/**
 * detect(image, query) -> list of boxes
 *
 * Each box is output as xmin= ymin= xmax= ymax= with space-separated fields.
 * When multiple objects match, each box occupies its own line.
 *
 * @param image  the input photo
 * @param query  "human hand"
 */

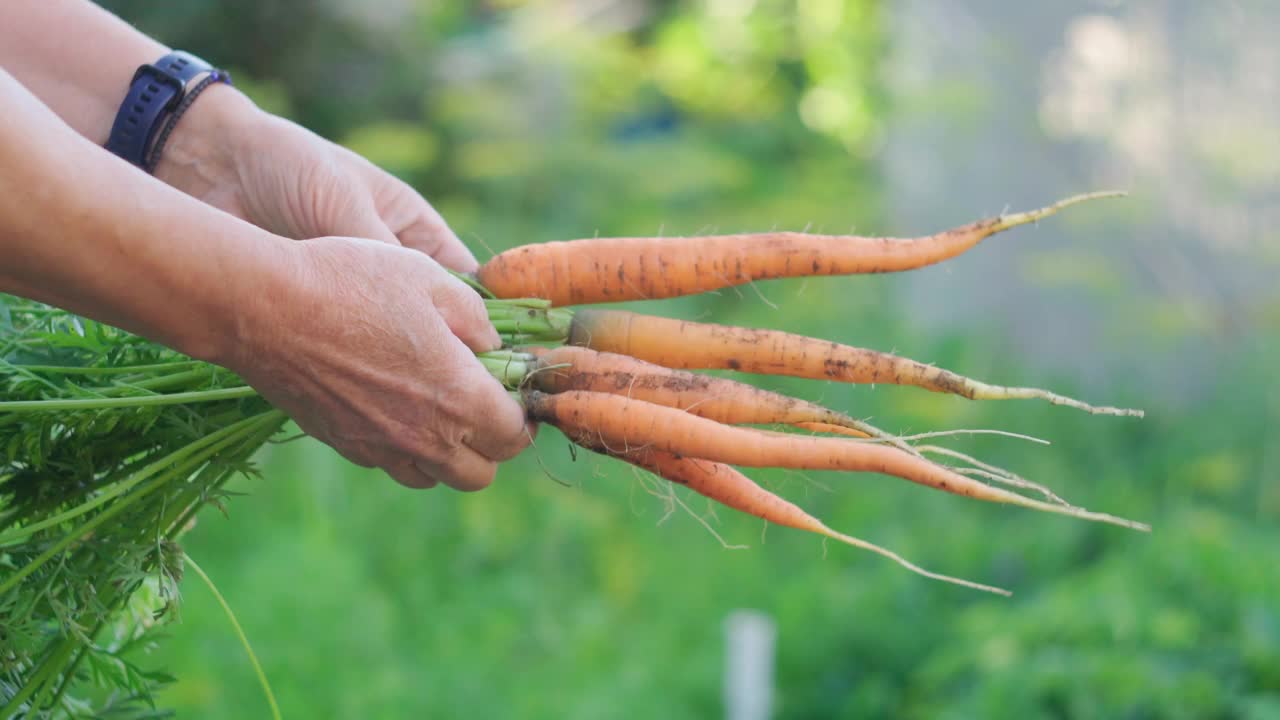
xmin=154 ymin=85 xmax=476 ymax=269
xmin=223 ymin=236 xmax=530 ymax=490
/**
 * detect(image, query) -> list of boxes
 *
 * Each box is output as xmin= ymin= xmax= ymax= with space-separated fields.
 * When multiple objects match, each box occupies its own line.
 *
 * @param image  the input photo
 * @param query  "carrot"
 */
xmin=525 ymin=389 xmax=1148 ymax=531
xmin=476 ymin=192 xmax=1123 ymax=306
xmin=790 ymin=421 xmax=1069 ymax=504
xmin=579 ymin=440 xmax=1009 ymax=595
xmin=567 ymin=309 xmax=1142 ymax=417
xmin=793 ymin=422 xmax=873 ymax=438
xmin=519 ymin=345 xmax=887 ymax=438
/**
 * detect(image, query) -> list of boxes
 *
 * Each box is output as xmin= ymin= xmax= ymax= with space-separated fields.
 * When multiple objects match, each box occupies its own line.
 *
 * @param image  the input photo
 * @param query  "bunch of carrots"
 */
xmin=1 ymin=191 xmax=1145 ymax=713
xmin=465 ymin=190 xmax=1146 ymax=595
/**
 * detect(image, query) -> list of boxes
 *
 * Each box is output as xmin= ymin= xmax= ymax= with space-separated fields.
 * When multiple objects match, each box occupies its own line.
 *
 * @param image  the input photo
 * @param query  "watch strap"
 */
xmin=104 ymin=51 xmax=214 ymax=168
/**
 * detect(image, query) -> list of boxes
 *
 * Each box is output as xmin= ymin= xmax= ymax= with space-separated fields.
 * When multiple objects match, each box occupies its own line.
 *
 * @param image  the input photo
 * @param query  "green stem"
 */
xmin=3 ymin=635 xmax=76 ymax=716
xmin=449 ymin=269 xmax=496 ymax=299
xmin=498 ymin=333 xmax=564 ymax=346
xmin=100 ymin=367 xmax=227 ymax=395
xmin=186 ymin=553 xmax=283 ymax=720
xmin=476 ymin=351 xmax=535 ymax=388
xmin=0 ymin=385 xmax=257 ymax=412
xmin=488 ymin=297 xmax=551 ymax=310
xmin=15 ymin=360 xmax=202 ymax=376
xmin=30 ymin=634 xmax=91 ymax=715
xmin=39 ymin=645 xmax=88 ymax=714
xmin=484 ymin=299 xmax=574 ymax=342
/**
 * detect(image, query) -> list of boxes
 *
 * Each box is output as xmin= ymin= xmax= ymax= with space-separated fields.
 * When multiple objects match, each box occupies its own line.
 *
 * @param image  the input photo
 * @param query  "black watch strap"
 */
xmin=105 ymin=51 xmax=214 ymax=168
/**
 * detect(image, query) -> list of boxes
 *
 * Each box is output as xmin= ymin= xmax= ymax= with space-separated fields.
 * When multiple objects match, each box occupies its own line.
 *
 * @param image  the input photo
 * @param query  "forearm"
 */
xmin=0 ymin=0 xmax=265 ymax=198
xmin=0 ymin=69 xmax=288 ymax=363
xmin=0 ymin=0 xmax=169 ymax=144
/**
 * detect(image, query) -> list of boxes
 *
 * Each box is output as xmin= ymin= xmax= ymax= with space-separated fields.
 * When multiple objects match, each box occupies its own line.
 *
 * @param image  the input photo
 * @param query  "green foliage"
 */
xmin=0 ymin=296 xmax=286 ymax=717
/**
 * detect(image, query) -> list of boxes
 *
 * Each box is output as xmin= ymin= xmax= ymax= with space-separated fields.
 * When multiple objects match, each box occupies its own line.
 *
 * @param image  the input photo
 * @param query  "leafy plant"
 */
xmin=0 ymin=295 xmax=285 ymax=717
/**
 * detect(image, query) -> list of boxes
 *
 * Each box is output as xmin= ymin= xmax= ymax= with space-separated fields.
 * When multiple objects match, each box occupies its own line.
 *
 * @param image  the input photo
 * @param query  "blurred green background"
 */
xmin=99 ymin=1 xmax=1279 ymax=717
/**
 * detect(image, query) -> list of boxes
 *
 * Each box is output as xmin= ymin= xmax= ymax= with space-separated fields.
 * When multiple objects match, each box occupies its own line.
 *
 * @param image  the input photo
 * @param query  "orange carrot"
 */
xmin=477 ymin=192 xmax=1122 ymax=306
xmin=580 ymin=440 xmax=1009 ymax=594
xmin=524 ymin=345 xmax=885 ymax=437
xmin=525 ymin=389 xmax=1148 ymax=531
xmin=792 ymin=422 xmax=872 ymax=438
xmin=792 ymin=422 xmax=1068 ymax=504
xmin=567 ymin=309 xmax=1142 ymax=417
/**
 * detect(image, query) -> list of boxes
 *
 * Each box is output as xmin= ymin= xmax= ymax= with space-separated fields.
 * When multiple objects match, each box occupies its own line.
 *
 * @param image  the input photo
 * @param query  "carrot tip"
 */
xmin=1000 ymin=491 xmax=1152 ymax=532
xmin=993 ymin=190 xmax=1128 ymax=232
xmin=968 ymin=382 xmax=1144 ymax=418
xmin=1068 ymin=509 xmax=1152 ymax=533
xmin=920 ymin=445 xmax=1071 ymax=507
xmin=817 ymin=524 xmax=1011 ymax=596
xmin=882 ymin=428 xmax=1055 ymax=446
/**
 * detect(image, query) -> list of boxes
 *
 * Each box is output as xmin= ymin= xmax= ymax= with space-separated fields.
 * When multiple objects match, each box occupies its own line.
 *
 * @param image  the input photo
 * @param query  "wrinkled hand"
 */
xmin=155 ymin=85 xmax=475 ymax=269
xmin=225 ymin=236 xmax=531 ymax=490
xmin=154 ymin=87 xmax=531 ymax=488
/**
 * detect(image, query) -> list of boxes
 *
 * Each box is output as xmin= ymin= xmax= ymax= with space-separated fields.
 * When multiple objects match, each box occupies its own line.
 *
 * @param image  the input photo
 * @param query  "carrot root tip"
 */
xmin=993 ymin=190 xmax=1128 ymax=233
xmin=997 ymin=490 xmax=1152 ymax=532
xmin=816 ymin=523 xmax=1011 ymax=596
xmin=968 ymin=382 xmax=1144 ymax=417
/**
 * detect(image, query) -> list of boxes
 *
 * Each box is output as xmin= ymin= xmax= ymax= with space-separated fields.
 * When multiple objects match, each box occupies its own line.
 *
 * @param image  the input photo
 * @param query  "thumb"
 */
xmin=428 ymin=269 xmax=502 ymax=353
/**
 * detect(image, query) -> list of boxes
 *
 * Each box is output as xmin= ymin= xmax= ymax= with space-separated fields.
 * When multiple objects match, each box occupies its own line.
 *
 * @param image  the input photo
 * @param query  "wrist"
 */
xmin=151 ymin=82 xmax=263 ymax=203
xmin=187 ymin=229 xmax=299 ymax=369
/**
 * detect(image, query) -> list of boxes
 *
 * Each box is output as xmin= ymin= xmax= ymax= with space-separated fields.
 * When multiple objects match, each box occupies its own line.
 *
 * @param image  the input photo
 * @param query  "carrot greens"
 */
xmin=1 ymin=295 xmax=285 ymax=716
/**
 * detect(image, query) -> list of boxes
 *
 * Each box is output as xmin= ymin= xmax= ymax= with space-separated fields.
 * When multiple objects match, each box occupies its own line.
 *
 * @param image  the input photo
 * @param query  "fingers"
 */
xmin=266 ymin=233 xmax=526 ymax=494
xmin=452 ymin=359 xmax=531 ymax=463
xmin=325 ymin=193 xmax=402 ymax=247
xmin=385 ymin=459 xmax=440 ymax=490
xmin=386 ymin=395 xmax=525 ymax=491
xmin=427 ymin=270 xmax=501 ymax=352
xmin=349 ymin=153 xmax=480 ymax=271
xmin=355 ymin=317 xmax=526 ymax=491
xmin=409 ymin=449 xmax=499 ymax=492
xmin=399 ymin=214 xmax=478 ymax=273
xmin=390 ymin=331 xmax=529 ymax=491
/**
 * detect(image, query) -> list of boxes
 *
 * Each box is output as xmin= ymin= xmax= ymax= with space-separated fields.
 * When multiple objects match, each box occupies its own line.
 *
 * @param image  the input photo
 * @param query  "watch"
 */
xmin=104 ymin=51 xmax=216 ymax=168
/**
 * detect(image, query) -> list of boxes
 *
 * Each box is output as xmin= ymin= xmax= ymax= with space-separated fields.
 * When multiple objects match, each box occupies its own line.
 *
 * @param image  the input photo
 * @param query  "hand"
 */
xmin=154 ymin=85 xmax=477 ymax=270
xmin=224 ymin=236 xmax=531 ymax=490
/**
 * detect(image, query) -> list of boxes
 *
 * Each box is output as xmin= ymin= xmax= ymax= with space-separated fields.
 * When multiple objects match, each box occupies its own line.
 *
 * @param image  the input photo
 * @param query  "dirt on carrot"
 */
xmin=522 ymin=345 xmax=887 ymax=437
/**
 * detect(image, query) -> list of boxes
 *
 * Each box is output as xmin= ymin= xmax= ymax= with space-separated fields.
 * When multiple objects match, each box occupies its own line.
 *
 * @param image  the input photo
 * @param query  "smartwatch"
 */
xmin=104 ymin=51 xmax=218 ymax=169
